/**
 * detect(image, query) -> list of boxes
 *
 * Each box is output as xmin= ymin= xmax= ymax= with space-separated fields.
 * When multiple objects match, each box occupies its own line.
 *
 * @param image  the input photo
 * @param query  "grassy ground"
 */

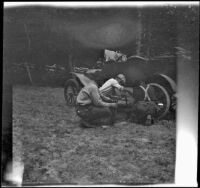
xmin=13 ymin=86 xmax=176 ymax=185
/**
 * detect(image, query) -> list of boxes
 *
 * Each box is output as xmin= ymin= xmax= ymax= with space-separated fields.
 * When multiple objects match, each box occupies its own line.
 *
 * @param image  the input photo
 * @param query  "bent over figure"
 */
xmin=99 ymin=74 xmax=126 ymax=98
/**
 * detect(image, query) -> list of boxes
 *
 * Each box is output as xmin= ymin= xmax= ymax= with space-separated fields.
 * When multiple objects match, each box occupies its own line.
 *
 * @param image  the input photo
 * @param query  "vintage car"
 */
xmin=64 ymin=50 xmax=177 ymax=120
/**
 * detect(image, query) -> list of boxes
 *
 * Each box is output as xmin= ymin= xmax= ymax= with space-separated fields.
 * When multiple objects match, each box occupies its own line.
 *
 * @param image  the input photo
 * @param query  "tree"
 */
xmin=24 ymin=23 xmax=33 ymax=84
xmin=136 ymin=9 xmax=142 ymax=56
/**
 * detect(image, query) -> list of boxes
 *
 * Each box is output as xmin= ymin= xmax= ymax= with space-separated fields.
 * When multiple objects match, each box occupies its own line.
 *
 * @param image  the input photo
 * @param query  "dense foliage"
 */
xmin=3 ymin=5 xmax=199 ymax=86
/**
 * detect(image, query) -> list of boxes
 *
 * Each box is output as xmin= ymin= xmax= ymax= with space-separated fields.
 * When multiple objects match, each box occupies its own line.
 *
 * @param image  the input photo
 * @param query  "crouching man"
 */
xmin=76 ymin=74 xmax=118 ymax=128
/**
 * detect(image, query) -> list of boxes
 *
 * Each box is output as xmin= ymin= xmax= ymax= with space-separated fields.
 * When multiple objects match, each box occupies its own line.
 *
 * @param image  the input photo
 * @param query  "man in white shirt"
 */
xmin=99 ymin=74 xmax=126 ymax=99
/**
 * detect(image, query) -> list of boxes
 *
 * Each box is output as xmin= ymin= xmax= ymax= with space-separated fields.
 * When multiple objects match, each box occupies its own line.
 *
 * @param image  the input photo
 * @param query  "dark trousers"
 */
xmin=76 ymin=105 xmax=116 ymax=126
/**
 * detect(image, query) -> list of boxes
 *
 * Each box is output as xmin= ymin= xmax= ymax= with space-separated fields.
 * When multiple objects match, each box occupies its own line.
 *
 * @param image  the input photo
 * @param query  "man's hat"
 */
xmin=117 ymin=74 xmax=126 ymax=84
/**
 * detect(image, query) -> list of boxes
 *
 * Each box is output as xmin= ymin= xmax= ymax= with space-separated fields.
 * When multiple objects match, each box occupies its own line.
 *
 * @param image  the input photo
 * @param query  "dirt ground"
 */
xmin=12 ymin=86 xmax=176 ymax=185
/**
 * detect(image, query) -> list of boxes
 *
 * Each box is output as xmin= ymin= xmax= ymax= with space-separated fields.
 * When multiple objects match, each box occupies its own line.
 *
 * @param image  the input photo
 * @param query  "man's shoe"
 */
xmin=80 ymin=120 xmax=95 ymax=128
xmin=145 ymin=115 xmax=152 ymax=126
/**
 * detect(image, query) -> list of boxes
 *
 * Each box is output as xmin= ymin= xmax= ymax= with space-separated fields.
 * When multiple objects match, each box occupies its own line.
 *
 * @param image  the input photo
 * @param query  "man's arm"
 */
xmin=99 ymin=92 xmax=114 ymax=103
xmin=112 ymin=80 xmax=124 ymax=91
xmin=89 ymin=85 xmax=116 ymax=107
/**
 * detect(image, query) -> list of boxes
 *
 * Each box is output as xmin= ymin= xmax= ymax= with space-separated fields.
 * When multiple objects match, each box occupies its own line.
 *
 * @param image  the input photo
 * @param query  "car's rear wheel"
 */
xmin=64 ymin=79 xmax=80 ymax=106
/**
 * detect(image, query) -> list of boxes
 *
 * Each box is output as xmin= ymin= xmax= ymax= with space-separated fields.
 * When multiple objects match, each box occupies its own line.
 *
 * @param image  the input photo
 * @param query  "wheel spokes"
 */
xmin=65 ymin=86 xmax=77 ymax=105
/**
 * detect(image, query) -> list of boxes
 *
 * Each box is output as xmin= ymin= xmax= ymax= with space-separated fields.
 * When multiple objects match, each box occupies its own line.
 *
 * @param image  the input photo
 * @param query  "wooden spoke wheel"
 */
xmin=64 ymin=79 xmax=80 ymax=106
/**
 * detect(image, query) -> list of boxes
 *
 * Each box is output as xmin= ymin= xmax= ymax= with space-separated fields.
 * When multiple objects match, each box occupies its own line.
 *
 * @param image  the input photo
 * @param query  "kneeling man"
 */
xmin=76 ymin=74 xmax=118 ymax=128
